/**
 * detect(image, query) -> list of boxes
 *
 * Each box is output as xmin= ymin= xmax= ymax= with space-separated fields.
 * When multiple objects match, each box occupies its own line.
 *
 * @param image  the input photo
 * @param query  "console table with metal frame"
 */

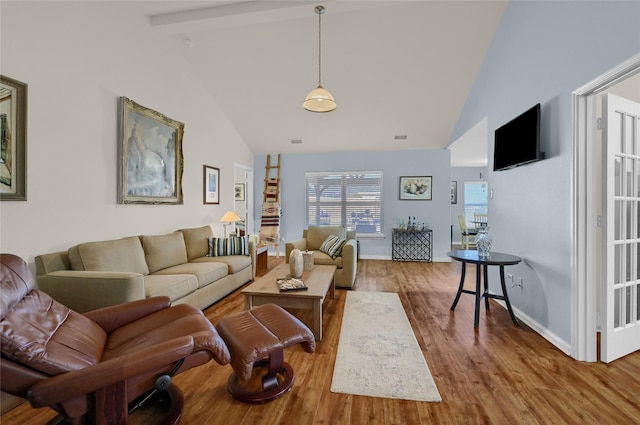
xmin=392 ymin=228 xmax=433 ymax=262
xmin=447 ymin=250 xmax=522 ymax=327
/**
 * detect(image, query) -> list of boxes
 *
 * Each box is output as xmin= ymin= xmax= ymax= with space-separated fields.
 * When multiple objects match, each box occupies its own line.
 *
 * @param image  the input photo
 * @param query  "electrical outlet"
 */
xmin=506 ymin=273 xmax=513 ymax=282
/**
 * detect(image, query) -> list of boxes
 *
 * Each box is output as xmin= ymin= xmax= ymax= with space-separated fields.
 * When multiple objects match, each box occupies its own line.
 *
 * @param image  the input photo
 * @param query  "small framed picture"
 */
xmin=235 ymin=183 xmax=245 ymax=201
xmin=450 ymin=181 xmax=457 ymax=204
xmin=399 ymin=176 xmax=432 ymax=200
xmin=203 ymin=165 xmax=220 ymax=204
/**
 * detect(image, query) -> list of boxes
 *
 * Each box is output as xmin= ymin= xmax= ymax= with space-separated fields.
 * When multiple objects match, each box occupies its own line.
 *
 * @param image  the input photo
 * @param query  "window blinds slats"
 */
xmin=306 ymin=171 xmax=383 ymax=236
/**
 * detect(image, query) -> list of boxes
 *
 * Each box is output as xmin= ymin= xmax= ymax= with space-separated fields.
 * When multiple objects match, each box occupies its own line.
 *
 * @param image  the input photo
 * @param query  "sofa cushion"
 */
xmin=179 ymin=226 xmax=213 ymax=262
xmin=319 ymin=235 xmax=347 ymax=260
xmin=69 ymin=236 xmax=149 ymax=275
xmin=313 ymin=250 xmax=344 ymax=268
xmin=193 ymin=255 xmax=251 ymax=275
xmin=208 ymin=236 xmax=249 ymax=257
xmin=143 ymin=274 xmax=198 ymax=301
xmin=306 ymin=226 xmax=347 ymax=250
xmin=153 ymin=262 xmax=228 ymax=289
xmin=143 ymin=232 xmax=188 ymax=274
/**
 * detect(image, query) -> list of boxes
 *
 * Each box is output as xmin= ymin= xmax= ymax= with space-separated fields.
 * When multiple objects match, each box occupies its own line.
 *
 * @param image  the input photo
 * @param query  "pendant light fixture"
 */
xmin=303 ymin=5 xmax=337 ymax=113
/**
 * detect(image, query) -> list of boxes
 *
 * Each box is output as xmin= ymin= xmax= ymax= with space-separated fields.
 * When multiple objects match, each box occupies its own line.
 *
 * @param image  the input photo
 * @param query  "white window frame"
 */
xmin=305 ymin=171 xmax=384 ymax=238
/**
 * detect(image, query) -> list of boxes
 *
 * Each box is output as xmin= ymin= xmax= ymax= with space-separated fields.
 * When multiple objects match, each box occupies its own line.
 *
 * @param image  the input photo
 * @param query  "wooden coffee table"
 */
xmin=241 ymin=263 xmax=337 ymax=341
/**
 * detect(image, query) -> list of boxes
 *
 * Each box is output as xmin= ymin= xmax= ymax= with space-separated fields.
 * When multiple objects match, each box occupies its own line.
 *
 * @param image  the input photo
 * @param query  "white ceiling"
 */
xmin=129 ymin=1 xmax=509 ymax=163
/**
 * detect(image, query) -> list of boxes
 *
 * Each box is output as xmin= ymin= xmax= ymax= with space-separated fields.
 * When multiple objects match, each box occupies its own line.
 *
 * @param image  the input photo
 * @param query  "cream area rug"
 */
xmin=331 ymin=291 xmax=442 ymax=402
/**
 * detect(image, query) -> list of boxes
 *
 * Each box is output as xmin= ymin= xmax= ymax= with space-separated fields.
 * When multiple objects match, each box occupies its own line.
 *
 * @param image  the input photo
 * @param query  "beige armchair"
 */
xmin=285 ymin=225 xmax=357 ymax=289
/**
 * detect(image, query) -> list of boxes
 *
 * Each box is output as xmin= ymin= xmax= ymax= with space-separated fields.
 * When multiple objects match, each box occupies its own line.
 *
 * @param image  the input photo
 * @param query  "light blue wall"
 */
xmin=450 ymin=1 xmax=640 ymax=345
xmin=254 ymin=149 xmax=452 ymax=261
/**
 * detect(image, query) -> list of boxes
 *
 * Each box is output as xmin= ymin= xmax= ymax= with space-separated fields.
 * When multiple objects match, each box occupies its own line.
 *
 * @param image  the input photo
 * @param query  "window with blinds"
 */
xmin=305 ymin=171 xmax=384 ymax=237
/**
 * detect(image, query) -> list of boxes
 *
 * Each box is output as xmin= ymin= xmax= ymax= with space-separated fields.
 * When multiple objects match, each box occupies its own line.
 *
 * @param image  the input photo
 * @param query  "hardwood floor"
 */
xmin=3 ymin=258 xmax=640 ymax=424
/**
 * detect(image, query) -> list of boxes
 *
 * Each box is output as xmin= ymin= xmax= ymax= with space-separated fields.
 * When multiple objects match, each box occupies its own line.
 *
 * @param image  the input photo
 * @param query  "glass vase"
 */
xmin=475 ymin=227 xmax=492 ymax=257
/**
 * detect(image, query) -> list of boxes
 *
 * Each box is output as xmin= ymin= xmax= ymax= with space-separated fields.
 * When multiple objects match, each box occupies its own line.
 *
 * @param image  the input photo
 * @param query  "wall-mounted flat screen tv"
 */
xmin=493 ymin=103 xmax=544 ymax=171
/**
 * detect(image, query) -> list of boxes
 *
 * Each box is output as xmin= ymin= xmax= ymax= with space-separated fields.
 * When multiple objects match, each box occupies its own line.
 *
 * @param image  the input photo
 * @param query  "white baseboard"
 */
xmin=359 ymin=255 xmax=451 ymax=262
xmin=492 ymin=298 xmax=571 ymax=356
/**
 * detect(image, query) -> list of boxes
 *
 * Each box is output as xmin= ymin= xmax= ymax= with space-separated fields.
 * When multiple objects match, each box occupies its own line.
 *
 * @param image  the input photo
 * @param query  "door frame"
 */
xmin=572 ymin=53 xmax=640 ymax=361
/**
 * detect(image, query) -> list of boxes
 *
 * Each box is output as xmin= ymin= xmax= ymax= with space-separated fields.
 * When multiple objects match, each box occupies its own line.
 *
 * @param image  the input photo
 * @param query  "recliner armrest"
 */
xmin=84 ymin=296 xmax=172 ymax=333
xmin=285 ymin=239 xmax=307 ymax=263
xmin=28 ymin=336 xmax=195 ymax=408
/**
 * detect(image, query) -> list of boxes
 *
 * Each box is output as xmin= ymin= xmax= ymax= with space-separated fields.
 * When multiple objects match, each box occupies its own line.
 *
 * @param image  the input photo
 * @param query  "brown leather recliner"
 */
xmin=0 ymin=253 xmax=231 ymax=425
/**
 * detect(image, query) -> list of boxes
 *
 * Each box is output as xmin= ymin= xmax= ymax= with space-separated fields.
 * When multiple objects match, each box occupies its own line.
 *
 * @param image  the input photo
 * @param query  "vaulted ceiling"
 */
xmin=132 ymin=1 xmax=508 ymax=164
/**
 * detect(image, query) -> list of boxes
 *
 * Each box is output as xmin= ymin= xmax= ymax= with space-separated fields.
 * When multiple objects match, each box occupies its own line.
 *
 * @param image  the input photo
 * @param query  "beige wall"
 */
xmin=0 ymin=2 xmax=253 ymax=264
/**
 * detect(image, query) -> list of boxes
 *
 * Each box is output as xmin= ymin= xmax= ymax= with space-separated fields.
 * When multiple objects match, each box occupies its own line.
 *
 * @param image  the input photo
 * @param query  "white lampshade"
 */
xmin=220 ymin=210 xmax=241 ymax=223
xmin=303 ymin=85 xmax=337 ymax=113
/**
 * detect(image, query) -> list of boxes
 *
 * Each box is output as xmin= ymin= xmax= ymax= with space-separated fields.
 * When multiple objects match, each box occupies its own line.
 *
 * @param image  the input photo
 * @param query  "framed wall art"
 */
xmin=0 ymin=75 xmax=27 ymax=201
xmin=235 ymin=183 xmax=245 ymax=201
xmin=450 ymin=181 xmax=457 ymax=204
xmin=203 ymin=165 xmax=220 ymax=204
xmin=399 ymin=176 xmax=432 ymax=200
xmin=118 ymin=96 xmax=184 ymax=204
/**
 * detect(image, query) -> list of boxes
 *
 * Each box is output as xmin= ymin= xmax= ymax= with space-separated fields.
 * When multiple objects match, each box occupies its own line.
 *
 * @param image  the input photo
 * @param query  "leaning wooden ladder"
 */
xmin=259 ymin=154 xmax=281 ymax=257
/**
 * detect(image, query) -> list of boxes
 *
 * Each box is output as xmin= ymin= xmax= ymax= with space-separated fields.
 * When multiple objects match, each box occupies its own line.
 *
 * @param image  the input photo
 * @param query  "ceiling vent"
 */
xmin=290 ymin=139 xmax=303 ymax=144
xmin=394 ymin=135 xmax=408 ymax=141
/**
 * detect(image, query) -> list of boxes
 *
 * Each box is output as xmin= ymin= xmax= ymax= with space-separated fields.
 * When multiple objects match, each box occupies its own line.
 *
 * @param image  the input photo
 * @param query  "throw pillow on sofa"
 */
xmin=208 ymin=236 xmax=249 ymax=257
xmin=319 ymin=235 xmax=346 ymax=260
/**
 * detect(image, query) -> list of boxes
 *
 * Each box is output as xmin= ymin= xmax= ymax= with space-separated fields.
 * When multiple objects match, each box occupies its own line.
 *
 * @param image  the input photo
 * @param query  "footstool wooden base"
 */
xmin=216 ymin=304 xmax=316 ymax=403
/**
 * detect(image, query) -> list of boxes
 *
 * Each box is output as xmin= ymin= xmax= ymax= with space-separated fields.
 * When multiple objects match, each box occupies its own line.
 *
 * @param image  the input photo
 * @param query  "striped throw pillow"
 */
xmin=319 ymin=235 xmax=346 ymax=260
xmin=208 ymin=236 xmax=249 ymax=256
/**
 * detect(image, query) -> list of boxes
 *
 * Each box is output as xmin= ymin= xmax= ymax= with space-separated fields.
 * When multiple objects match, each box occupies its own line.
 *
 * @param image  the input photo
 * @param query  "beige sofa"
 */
xmin=285 ymin=225 xmax=357 ymax=289
xmin=34 ymin=225 xmax=255 ymax=313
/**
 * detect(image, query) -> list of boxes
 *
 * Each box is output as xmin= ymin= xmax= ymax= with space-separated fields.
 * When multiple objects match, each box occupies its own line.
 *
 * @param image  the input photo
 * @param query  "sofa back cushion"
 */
xmin=143 ymin=232 xmax=189 ymax=274
xmin=69 ymin=236 xmax=149 ymax=275
xmin=179 ymin=226 xmax=214 ymax=261
xmin=305 ymin=226 xmax=347 ymax=250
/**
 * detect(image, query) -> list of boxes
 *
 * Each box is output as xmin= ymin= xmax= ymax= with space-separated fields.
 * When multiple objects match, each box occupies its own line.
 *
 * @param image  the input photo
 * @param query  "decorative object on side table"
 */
xmin=0 ymin=75 xmax=27 ymax=201
xmin=475 ymin=227 xmax=492 ymax=257
xmin=399 ymin=176 xmax=432 ymax=200
xmin=302 ymin=250 xmax=314 ymax=271
xmin=289 ymin=248 xmax=303 ymax=278
xmin=118 ymin=96 xmax=184 ymax=204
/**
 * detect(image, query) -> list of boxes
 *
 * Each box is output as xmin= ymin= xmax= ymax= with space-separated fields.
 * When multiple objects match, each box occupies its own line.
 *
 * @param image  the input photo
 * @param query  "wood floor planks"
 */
xmin=2 ymin=258 xmax=640 ymax=424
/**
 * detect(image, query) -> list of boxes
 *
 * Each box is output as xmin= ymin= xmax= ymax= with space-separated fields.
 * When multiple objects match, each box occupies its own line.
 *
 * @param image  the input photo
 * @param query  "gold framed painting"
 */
xmin=118 ymin=97 xmax=184 ymax=204
xmin=0 ymin=75 xmax=27 ymax=201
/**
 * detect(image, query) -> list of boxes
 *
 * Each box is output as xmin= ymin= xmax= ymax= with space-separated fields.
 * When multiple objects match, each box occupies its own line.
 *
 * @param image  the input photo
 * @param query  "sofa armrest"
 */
xmin=37 ymin=271 xmax=146 ymax=313
xmin=285 ymin=239 xmax=307 ymax=263
xmin=335 ymin=239 xmax=357 ymax=288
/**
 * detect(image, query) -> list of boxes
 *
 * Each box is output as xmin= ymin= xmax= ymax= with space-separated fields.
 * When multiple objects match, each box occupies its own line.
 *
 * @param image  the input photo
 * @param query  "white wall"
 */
xmin=449 ymin=1 xmax=640 ymax=347
xmin=0 ymin=2 xmax=254 ymax=264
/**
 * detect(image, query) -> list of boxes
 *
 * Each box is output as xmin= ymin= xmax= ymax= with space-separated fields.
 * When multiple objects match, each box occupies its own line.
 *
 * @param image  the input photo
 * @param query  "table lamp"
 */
xmin=220 ymin=211 xmax=242 ymax=238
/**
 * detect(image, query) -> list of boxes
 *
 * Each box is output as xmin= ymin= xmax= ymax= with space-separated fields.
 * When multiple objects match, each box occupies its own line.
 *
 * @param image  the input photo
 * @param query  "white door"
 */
xmin=602 ymin=93 xmax=640 ymax=363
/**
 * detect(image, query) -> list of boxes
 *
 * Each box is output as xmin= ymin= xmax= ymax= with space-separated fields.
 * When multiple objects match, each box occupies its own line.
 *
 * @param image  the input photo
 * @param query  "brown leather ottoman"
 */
xmin=216 ymin=303 xmax=316 ymax=403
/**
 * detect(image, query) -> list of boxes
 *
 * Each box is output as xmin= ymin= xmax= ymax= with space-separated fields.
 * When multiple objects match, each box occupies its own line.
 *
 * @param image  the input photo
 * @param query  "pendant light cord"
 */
xmin=317 ymin=5 xmax=323 ymax=87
